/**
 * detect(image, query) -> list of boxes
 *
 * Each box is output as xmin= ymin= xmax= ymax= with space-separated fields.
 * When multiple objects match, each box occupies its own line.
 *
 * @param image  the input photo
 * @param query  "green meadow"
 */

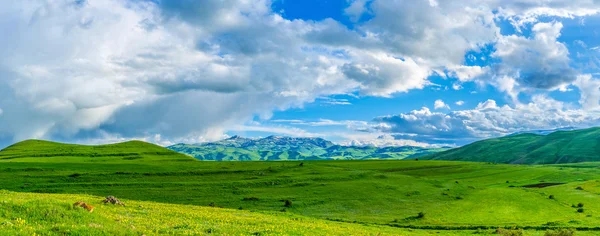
xmin=2 ymin=140 xmax=600 ymax=235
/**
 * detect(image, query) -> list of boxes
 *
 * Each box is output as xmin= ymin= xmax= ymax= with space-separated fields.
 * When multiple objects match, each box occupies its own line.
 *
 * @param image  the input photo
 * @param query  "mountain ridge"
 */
xmin=167 ymin=136 xmax=447 ymax=161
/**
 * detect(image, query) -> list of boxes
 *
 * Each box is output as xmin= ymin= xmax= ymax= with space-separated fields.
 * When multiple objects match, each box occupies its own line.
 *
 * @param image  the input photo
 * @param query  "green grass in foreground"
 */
xmin=3 ymin=140 xmax=600 ymax=234
xmin=2 ymin=190 xmax=593 ymax=235
xmin=0 ymin=190 xmax=426 ymax=235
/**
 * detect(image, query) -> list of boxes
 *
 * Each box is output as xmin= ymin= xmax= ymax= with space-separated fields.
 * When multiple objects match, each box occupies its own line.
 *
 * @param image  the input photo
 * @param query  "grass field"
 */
xmin=427 ymin=127 xmax=600 ymax=164
xmin=3 ymin=140 xmax=600 ymax=235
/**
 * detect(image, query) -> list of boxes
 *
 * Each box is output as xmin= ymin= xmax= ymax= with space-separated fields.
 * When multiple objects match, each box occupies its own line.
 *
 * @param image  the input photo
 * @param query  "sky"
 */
xmin=0 ymin=0 xmax=600 ymax=148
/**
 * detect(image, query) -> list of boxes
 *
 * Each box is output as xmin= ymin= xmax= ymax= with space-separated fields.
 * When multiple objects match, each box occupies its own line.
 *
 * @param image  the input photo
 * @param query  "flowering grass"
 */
xmin=0 ymin=190 xmax=439 ymax=235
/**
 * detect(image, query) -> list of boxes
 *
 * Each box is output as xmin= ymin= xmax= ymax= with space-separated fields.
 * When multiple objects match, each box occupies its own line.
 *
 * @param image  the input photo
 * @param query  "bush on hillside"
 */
xmin=575 ymin=186 xmax=584 ymax=190
xmin=495 ymin=228 xmax=523 ymax=236
xmin=577 ymin=203 xmax=584 ymax=208
xmin=544 ymin=229 xmax=575 ymax=236
xmin=577 ymin=208 xmax=584 ymax=213
xmin=417 ymin=212 xmax=426 ymax=219
xmin=548 ymin=195 xmax=555 ymax=199
xmin=284 ymin=199 xmax=293 ymax=207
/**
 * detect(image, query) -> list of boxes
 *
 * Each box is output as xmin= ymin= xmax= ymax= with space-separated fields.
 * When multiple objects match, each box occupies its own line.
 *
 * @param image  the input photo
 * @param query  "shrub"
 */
xmin=575 ymin=186 xmax=584 ymax=190
xmin=208 ymin=202 xmax=216 ymax=207
xmin=577 ymin=202 xmax=584 ymax=208
xmin=417 ymin=212 xmax=426 ymax=219
xmin=68 ymin=173 xmax=81 ymax=178
xmin=495 ymin=228 xmax=523 ymax=236
xmin=544 ymin=229 xmax=575 ymax=236
xmin=284 ymin=199 xmax=293 ymax=207
xmin=549 ymin=195 xmax=555 ymax=199
xmin=577 ymin=208 xmax=584 ymax=213
xmin=455 ymin=196 xmax=464 ymax=200
xmin=242 ymin=197 xmax=260 ymax=201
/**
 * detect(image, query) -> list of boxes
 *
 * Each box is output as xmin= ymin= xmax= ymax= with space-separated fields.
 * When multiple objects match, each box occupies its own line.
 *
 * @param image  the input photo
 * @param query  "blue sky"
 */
xmin=0 ymin=0 xmax=600 ymax=148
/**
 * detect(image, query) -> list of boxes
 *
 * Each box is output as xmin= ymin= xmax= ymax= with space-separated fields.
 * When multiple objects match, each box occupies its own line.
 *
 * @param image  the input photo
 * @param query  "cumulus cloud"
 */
xmin=342 ymin=52 xmax=430 ymax=97
xmin=447 ymin=65 xmax=490 ymax=82
xmin=574 ymin=74 xmax=600 ymax=110
xmin=434 ymin=99 xmax=450 ymax=110
xmin=373 ymin=96 xmax=600 ymax=144
xmin=1 ymin=0 xmax=599 ymax=147
xmin=0 ymin=0 xmax=354 ymax=143
xmin=455 ymin=100 xmax=465 ymax=106
xmin=493 ymin=21 xmax=577 ymax=90
xmin=344 ymin=0 xmax=370 ymax=22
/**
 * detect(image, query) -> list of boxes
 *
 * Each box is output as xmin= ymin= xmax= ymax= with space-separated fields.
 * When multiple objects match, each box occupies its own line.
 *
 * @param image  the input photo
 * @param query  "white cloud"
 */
xmin=338 ymin=134 xmax=433 ymax=147
xmin=342 ymin=52 xmax=430 ymax=97
xmin=493 ymin=21 xmax=576 ymax=90
xmin=318 ymin=97 xmax=352 ymax=105
xmin=0 ymin=0 xmax=355 ymax=143
xmin=452 ymin=83 xmax=463 ymax=90
xmin=0 ymin=0 xmax=599 ymax=146
xmin=447 ymin=65 xmax=490 ymax=82
xmin=574 ymin=74 xmax=600 ymax=110
xmin=493 ymin=0 xmax=600 ymax=30
xmin=434 ymin=99 xmax=450 ymax=110
xmin=374 ymin=96 xmax=600 ymax=144
xmin=230 ymin=124 xmax=322 ymax=138
xmin=344 ymin=0 xmax=370 ymax=22
xmin=455 ymin=100 xmax=465 ymax=106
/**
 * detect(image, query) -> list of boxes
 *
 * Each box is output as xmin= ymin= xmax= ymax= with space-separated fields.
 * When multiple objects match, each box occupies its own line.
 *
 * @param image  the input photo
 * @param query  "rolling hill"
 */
xmin=3 ymin=139 xmax=600 ymax=234
xmin=167 ymin=135 xmax=447 ymax=161
xmin=0 ymin=139 xmax=194 ymax=162
xmin=425 ymin=127 xmax=600 ymax=164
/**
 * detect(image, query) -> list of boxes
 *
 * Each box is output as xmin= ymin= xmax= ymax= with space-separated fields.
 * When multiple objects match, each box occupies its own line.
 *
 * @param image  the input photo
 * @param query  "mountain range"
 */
xmin=425 ymin=127 xmax=600 ymax=164
xmin=167 ymin=135 xmax=448 ymax=161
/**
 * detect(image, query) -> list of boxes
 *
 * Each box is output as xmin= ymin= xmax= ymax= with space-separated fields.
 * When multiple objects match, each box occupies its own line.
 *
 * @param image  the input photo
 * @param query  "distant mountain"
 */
xmin=167 ymin=136 xmax=447 ymax=161
xmin=424 ymin=127 xmax=600 ymax=164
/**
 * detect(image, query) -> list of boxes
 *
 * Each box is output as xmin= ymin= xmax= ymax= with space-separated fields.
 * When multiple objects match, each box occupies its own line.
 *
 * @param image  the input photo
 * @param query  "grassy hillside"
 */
xmin=3 ymin=139 xmax=600 ymax=234
xmin=426 ymin=127 xmax=600 ymax=164
xmin=0 ymin=190 xmax=431 ymax=235
xmin=0 ymin=139 xmax=193 ymax=162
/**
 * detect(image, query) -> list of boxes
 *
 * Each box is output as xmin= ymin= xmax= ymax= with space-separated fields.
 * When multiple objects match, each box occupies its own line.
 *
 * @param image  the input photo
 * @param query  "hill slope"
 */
xmin=168 ymin=136 xmax=447 ymax=161
xmin=0 ymin=190 xmax=414 ymax=235
xmin=4 ymin=140 xmax=600 ymax=233
xmin=425 ymin=127 xmax=600 ymax=164
xmin=0 ymin=139 xmax=193 ymax=162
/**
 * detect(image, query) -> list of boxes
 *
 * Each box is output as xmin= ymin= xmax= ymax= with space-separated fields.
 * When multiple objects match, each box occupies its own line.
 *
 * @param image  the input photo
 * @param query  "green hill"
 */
xmin=0 ymin=139 xmax=194 ymax=162
xmin=168 ymin=136 xmax=447 ymax=161
xmin=5 ymin=139 xmax=600 ymax=234
xmin=425 ymin=127 xmax=600 ymax=164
